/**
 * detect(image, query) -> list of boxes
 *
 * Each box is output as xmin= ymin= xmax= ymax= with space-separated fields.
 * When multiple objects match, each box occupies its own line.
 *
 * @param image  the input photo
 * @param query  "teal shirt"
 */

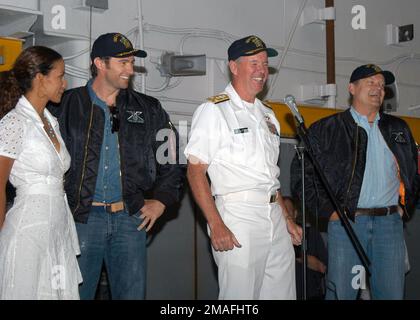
xmin=350 ymin=107 xmax=399 ymax=208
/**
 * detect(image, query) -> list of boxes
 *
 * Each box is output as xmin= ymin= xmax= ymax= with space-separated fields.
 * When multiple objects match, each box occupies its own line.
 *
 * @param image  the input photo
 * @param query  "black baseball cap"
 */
xmin=90 ymin=32 xmax=147 ymax=61
xmin=349 ymin=64 xmax=395 ymax=85
xmin=228 ymin=35 xmax=278 ymax=61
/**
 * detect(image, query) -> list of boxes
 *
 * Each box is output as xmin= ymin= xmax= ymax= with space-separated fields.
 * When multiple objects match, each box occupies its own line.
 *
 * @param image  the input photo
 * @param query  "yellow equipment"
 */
xmin=268 ymin=101 xmax=420 ymax=144
xmin=0 ymin=37 xmax=23 ymax=72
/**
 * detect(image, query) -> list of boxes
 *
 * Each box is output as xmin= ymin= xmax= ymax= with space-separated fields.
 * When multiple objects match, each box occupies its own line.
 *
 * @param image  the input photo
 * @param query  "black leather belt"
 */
xmin=355 ymin=205 xmax=398 ymax=217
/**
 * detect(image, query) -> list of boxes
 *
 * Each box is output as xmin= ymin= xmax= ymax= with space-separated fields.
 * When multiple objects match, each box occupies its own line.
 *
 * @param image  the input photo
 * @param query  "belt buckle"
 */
xmin=105 ymin=202 xmax=123 ymax=214
xmin=386 ymin=206 xmax=391 ymax=215
xmin=105 ymin=205 xmax=113 ymax=214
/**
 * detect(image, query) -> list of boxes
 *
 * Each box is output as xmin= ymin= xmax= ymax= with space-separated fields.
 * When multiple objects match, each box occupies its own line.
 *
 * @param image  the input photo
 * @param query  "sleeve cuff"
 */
xmin=0 ymin=151 xmax=18 ymax=160
xmin=184 ymin=151 xmax=210 ymax=165
xmin=154 ymin=192 xmax=176 ymax=208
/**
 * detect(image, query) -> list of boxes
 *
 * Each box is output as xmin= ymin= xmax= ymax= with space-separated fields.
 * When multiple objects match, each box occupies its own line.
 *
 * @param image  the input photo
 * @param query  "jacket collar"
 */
xmin=343 ymin=107 xmax=387 ymax=129
xmin=84 ymin=80 xmax=128 ymax=109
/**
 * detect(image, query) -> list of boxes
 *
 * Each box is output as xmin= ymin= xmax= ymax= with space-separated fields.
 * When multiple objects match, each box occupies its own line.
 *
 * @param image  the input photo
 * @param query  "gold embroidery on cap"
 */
xmin=366 ymin=64 xmax=382 ymax=73
xmin=246 ymin=36 xmax=264 ymax=49
xmin=115 ymin=49 xmax=137 ymax=57
xmin=113 ymin=33 xmax=131 ymax=49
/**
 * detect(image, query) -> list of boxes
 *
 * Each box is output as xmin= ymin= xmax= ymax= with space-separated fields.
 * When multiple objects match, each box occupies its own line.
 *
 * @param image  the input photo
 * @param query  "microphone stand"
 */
xmin=293 ymin=117 xmax=371 ymax=278
xmin=295 ymin=145 xmax=307 ymax=300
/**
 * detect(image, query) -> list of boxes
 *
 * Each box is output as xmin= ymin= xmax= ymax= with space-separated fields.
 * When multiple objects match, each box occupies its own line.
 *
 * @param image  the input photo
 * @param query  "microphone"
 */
xmin=284 ymin=94 xmax=304 ymax=125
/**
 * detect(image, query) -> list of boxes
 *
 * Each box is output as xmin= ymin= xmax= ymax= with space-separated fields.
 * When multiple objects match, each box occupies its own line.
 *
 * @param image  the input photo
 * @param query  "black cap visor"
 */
xmin=114 ymin=49 xmax=147 ymax=58
xmin=379 ymin=70 xmax=395 ymax=85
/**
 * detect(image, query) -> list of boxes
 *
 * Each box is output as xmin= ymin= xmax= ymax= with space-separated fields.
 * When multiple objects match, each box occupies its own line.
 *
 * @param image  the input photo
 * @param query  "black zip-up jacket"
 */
xmin=48 ymin=85 xmax=185 ymax=223
xmin=291 ymin=108 xmax=420 ymax=221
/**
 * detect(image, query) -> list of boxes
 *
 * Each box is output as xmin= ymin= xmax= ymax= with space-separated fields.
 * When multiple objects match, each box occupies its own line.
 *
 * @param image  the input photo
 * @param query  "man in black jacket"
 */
xmin=291 ymin=64 xmax=419 ymax=300
xmin=49 ymin=33 xmax=184 ymax=299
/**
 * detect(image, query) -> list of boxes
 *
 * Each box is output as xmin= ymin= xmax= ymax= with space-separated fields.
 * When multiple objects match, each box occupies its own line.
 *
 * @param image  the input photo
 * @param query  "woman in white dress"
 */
xmin=0 ymin=46 xmax=82 ymax=299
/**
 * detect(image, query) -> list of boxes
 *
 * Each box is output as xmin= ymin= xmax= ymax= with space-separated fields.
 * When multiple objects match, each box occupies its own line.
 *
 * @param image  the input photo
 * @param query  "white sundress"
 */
xmin=0 ymin=96 xmax=82 ymax=300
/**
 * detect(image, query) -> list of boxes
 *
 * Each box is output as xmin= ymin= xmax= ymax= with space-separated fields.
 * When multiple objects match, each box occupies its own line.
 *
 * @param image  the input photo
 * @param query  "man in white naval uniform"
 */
xmin=185 ymin=35 xmax=302 ymax=300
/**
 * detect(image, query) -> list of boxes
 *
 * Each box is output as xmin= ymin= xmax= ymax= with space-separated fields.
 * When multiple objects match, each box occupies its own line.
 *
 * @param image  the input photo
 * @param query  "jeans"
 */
xmin=75 ymin=206 xmax=147 ymax=300
xmin=326 ymin=212 xmax=405 ymax=300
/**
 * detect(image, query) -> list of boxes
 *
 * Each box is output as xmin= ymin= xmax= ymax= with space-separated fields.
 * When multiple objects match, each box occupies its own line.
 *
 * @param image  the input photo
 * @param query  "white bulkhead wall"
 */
xmin=1 ymin=0 xmax=420 ymax=120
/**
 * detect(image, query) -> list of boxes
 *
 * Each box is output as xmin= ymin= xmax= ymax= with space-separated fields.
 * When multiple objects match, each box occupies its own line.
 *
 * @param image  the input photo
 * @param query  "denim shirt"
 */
xmin=88 ymin=80 xmax=123 ymax=203
xmin=350 ymin=107 xmax=399 ymax=208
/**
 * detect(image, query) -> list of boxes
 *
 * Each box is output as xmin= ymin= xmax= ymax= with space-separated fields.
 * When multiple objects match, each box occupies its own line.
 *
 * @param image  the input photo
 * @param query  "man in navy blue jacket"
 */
xmin=292 ymin=64 xmax=419 ymax=300
xmin=49 ymin=33 xmax=184 ymax=299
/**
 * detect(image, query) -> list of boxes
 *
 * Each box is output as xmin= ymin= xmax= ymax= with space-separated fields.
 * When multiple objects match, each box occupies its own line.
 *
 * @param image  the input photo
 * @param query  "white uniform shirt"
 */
xmin=184 ymin=83 xmax=281 ymax=196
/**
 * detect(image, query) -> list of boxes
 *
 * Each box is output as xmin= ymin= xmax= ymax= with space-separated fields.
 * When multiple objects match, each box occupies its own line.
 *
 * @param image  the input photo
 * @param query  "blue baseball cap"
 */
xmin=228 ymin=35 xmax=278 ymax=61
xmin=91 ymin=33 xmax=147 ymax=61
xmin=349 ymin=64 xmax=395 ymax=85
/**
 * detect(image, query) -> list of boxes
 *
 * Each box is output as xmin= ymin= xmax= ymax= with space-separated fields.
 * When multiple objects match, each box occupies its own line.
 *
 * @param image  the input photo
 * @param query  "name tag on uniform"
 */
xmin=234 ymin=127 xmax=249 ymax=134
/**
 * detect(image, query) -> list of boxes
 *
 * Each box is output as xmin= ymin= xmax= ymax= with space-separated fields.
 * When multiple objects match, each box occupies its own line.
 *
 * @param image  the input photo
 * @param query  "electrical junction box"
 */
xmin=387 ymin=24 xmax=414 ymax=45
xmin=399 ymin=24 xmax=414 ymax=42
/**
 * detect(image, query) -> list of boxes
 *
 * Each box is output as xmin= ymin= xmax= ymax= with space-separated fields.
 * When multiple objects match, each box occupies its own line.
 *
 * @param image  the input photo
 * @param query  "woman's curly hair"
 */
xmin=0 ymin=46 xmax=62 ymax=119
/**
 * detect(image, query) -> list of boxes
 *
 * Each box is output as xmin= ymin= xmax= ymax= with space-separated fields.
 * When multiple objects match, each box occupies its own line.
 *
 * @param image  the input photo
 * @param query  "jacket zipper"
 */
xmin=117 ymin=131 xmax=125 ymax=210
xmin=344 ymin=124 xmax=359 ymax=212
xmin=74 ymin=103 xmax=95 ymax=214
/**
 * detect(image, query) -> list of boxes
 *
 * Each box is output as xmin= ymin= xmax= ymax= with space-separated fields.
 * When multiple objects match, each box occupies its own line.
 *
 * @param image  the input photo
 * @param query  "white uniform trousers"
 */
xmin=212 ymin=195 xmax=296 ymax=300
